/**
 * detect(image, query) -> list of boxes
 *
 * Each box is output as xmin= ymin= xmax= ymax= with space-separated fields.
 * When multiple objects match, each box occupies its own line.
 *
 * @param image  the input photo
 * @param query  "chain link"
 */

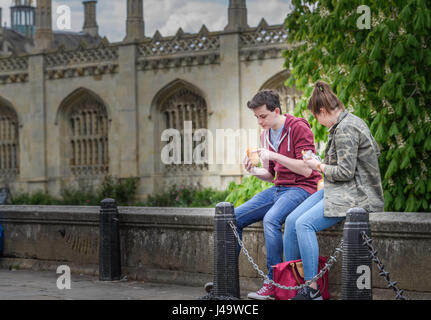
xmin=226 ymin=220 xmax=408 ymax=298
xmin=360 ymin=231 xmax=408 ymax=300
xmin=228 ymin=220 xmax=344 ymax=291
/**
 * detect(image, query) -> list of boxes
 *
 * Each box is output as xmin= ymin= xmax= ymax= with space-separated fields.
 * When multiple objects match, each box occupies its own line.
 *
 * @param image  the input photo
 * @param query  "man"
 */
xmin=237 ymin=90 xmax=321 ymax=300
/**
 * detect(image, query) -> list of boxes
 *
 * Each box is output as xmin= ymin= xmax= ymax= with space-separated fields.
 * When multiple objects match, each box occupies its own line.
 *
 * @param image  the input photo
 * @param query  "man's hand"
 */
xmin=243 ymin=154 xmax=253 ymax=173
xmin=243 ymin=153 xmax=274 ymax=182
xmin=257 ymin=148 xmax=276 ymax=162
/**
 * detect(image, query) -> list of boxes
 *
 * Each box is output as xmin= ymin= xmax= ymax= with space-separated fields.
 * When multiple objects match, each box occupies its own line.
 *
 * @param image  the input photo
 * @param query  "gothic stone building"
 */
xmin=0 ymin=0 xmax=302 ymax=200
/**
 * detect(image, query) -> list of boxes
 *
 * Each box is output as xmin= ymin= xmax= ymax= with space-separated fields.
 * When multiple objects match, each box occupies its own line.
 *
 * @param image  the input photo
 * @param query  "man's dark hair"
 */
xmin=247 ymin=90 xmax=282 ymax=113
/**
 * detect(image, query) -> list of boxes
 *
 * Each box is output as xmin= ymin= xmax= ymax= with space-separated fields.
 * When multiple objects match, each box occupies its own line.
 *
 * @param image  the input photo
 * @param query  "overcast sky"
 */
xmin=0 ymin=0 xmax=292 ymax=42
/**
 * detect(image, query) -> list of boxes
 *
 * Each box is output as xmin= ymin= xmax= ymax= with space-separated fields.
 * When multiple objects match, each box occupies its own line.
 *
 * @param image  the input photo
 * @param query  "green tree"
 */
xmin=284 ymin=0 xmax=431 ymax=212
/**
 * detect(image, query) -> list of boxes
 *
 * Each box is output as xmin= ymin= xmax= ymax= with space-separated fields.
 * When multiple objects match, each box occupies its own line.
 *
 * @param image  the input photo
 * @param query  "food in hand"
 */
xmin=246 ymin=147 xmax=260 ymax=167
xmin=302 ymin=150 xmax=313 ymax=160
xmin=302 ymin=150 xmax=322 ymax=162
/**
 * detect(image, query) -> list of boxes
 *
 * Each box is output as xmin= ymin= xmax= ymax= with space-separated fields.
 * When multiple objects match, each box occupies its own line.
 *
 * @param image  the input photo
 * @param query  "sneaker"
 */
xmin=247 ymin=280 xmax=275 ymax=300
xmin=204 ymin=282 xmax=213 ymax=293
xmin=290 ymin=285 xmax=323 ymax=300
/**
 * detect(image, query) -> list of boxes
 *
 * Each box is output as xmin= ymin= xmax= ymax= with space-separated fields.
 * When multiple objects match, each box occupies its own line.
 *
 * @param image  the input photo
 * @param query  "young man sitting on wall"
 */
xmin=237 ymin=90 xmax=321 ymax=300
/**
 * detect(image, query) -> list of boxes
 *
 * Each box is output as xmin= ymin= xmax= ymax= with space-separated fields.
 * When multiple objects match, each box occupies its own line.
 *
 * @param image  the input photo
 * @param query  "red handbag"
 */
xmin=273 ymin=256 xmax=330 ymax=300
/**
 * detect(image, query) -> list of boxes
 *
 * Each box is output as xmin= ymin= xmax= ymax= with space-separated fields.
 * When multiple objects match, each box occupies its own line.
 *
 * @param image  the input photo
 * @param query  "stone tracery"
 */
xmin=0 ymin=105 xmax=19 ymax=179
xmin=161 ymin=88 xmax=208 ymax=174
xmin=66 ymin=94 xmax=109 ymax=177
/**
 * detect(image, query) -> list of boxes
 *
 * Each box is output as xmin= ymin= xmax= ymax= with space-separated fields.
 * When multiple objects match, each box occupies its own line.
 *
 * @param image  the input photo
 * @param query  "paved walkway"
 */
xmin=1 ymin=269 xmax=430 ymax=300
xmin=0 ymin=269 xmax=206 ymax=300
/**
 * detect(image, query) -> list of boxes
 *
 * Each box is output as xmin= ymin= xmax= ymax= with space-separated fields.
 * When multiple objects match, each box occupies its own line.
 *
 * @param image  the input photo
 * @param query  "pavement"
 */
xmin=0 ymin=269 xmax=207 ymax=300
xmin=1 ymin=268 xmax=430 ymax=300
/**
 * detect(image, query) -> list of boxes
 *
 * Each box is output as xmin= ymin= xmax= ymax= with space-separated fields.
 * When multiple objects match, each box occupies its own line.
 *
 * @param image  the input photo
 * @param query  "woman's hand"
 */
xmin=304 ymin=158 xmax=321 ymax=171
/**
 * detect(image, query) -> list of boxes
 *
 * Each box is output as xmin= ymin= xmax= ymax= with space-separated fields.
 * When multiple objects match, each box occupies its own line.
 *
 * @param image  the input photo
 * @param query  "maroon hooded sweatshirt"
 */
xmin=260 ymin=113 xmax=322 ymax=195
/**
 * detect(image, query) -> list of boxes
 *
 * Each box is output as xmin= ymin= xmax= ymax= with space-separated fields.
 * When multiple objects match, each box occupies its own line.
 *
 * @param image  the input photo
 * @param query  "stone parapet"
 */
xmin=1 ymin=206 xmax=429 ymax=295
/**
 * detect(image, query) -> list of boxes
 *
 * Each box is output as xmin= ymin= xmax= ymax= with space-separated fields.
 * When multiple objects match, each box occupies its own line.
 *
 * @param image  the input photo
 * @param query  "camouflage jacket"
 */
xmin=322 ymin=112 xmax=384 ymax=217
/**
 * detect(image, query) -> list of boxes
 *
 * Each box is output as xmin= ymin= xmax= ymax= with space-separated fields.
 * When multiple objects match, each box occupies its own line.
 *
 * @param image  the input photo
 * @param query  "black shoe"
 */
xmin=290 ymin=285 xmax=323 ymax=300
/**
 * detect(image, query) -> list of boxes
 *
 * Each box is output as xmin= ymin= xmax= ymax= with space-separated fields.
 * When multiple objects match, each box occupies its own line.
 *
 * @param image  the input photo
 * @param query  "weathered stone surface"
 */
xmin=1 ymin=206 xmax=430 ymax=295
xmin=0 ymin=3 xmax=294 ymax=200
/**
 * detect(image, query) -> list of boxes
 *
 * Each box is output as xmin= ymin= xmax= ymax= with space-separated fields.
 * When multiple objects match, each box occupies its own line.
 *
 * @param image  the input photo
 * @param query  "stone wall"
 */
xmin=1 ymin=205 xmax=430 ymax=296
xmin=0 ymin=21 xmax=298 ymax=200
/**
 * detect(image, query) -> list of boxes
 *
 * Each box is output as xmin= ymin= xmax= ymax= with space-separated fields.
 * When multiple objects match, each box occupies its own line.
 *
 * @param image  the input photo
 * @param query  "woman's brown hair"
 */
xmin=307 ymin=81 xmax=345 ymax=115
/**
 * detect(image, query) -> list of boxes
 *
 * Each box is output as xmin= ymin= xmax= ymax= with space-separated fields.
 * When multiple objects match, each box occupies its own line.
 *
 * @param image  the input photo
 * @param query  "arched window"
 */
xmin=0 ymin=105 xmax=19 ymax=179
xmin=60 ymin=90 xmax=109 ymax=177
xmin=260 ymin=70 xmax=302 ymax=115
xmin=161 ymin=88 xmax=208 ymax=174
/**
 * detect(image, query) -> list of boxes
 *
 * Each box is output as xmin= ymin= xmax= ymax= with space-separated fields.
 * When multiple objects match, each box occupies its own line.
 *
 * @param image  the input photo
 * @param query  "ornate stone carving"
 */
xmin=0 ymin=56 xmax=28 ymax=72
xmin=161 ymin=89 xmax=208 ymax=173
xmin=45 ymin=45 xmax=119 ymax=80
xmin=0 ymin=20 xmax=288 ymax=79
xmin=240 ymin=20 xmax=288 ymax=47
xmin=137 ymin=26 xmax=220 ymax=70
xmin=0 ymin=55 xmax=29 ymax=84
xmin=0 ymin=106 xmax=19 ymax=179
xmin=45 ymin=45 xmax=119 ymax=68
xmin=240 ymin=21 xmax=288 ymax=61
xmin=137 ymin=53 xmax=220 ymax=71
xmin=139 ymin=26 xmax=219 ymax=57
xmin=67 ymin=96 xmax=109 ymax=177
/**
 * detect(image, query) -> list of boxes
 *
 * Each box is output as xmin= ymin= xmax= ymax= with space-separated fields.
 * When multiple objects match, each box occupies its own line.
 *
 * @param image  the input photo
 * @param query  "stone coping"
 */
xmin=1 ymin=205 xmax=430 ymax=293
xmin=1 ymin=206 xmax=430 ymax=239
xmin=1 ymin=205 xmax=430 ymax=226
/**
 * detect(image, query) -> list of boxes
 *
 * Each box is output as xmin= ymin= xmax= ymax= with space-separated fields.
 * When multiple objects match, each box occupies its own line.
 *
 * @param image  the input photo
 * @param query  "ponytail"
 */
xmin=307 ymin=81 xmax=345 ymax=115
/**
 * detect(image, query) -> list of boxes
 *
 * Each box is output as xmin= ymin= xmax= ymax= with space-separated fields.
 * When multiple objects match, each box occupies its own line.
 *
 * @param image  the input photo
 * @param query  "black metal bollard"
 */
xmin=341 ymin=208 xmax=372 ymax=300
xmin=99 ymin=198 xmax=121 ymax=281
xmin=213 ymin=202 xmax=240 ymax=299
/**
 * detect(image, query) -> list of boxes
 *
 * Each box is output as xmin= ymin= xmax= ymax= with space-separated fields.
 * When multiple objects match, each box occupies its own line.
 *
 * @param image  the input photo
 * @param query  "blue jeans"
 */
xmin=283 ymin=189 xmax=344 ymax=281
xmin=235 ymin=186 xmax=311 ymax=280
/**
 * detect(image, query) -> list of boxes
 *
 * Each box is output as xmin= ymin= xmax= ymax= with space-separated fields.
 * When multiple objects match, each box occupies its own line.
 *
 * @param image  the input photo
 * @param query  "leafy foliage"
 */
xmin=140 ymin=184 xmax=229 ymax=208
xmin=284 ymin=0 xmax=431 ymax=211
xmin=97 ymin=176 xmax=139 ymax=205
xmin=11 ymin=191 xmax=60 ymax=205
xmin=225 ymin=176 xmax=273 ymax=207
xmin=11 ymin=176 xmax=139 ymax=206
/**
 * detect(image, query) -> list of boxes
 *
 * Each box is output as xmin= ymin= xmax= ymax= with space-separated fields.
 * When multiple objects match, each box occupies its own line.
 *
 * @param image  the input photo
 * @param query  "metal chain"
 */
xmin=228 ymin=220 xmax=344 ymax=291
xmin=360 ymin=231 xmax=408 ymax=300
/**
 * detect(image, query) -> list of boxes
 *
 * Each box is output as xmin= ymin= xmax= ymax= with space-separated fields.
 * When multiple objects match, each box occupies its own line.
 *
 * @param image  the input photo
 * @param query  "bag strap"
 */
xmin=296 ymin=261 xmax=305 ymax=278
xmin=289 ymin=263 xmax=302 ymax=286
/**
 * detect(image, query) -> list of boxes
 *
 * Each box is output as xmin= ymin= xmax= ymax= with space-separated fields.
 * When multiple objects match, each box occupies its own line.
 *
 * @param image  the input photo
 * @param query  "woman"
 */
xmin=283 ymin=81 xmax=384 ymax=300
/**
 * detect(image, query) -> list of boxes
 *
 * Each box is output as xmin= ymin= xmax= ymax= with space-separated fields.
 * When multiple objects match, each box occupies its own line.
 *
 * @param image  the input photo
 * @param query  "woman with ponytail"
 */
xmin=283 ymin=81 xmax=384 ymax=300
